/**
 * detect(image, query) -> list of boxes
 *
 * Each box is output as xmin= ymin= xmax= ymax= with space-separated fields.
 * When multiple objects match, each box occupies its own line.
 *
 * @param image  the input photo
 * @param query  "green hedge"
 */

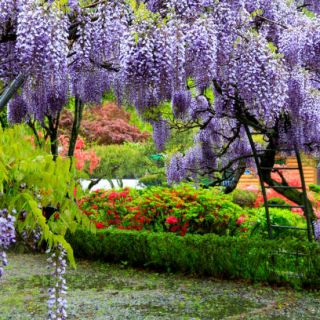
xmin=67 ymin=229 xmax=320 ymax=289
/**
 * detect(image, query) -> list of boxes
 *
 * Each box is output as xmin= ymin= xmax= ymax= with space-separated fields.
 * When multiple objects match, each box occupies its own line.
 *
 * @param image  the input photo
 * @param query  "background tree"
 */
xmin=59 ymin=102 xmax=150 ymax=145
xmin=91 ymin=143 xmax=158 ymax=188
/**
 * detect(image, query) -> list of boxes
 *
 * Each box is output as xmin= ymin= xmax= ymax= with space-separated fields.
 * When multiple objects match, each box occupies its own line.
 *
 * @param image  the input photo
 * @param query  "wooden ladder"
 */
xmin=243 ymin=123 xmax=314 ymax=242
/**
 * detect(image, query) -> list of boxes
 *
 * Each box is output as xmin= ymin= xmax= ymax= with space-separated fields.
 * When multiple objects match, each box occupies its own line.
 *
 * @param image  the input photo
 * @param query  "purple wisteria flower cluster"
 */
xmin=313 ymin=220 xmax=320 ymax=241
xmin=0 ymin=209 xmax=16 ymax=278
xmin=47 ymin=245 xmax=68 ymax=320
xmin=151 ymin=119 xmax=171 ymax=151
xmin=21 ymin=224 xmax=42 ymax=250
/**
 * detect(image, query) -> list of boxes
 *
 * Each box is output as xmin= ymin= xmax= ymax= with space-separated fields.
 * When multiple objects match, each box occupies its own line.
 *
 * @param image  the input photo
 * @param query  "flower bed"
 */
xmin=79 ymin=185 xmax=308 ymax=239
xmin=79 ymin=185 xmax=244 ymax=236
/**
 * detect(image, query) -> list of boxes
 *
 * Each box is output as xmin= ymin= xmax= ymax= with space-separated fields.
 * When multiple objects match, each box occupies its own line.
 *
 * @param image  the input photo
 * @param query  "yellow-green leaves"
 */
xmin=267 ymin=41 xmax=277 ymax=53
xmin=250 ymin=8 xmax=264 ymax=18
xmin=301 ymin=7 xmax=316 ymax=19
xmin=128 ymin=0 xmax=138 ymax=12
xmin=0 ymin=125 xmax=89 ymax=266
xmin=128 ymin=0 xmax=161 ymax=24
xmin=267 ymin=41 xmax=284 ymax=59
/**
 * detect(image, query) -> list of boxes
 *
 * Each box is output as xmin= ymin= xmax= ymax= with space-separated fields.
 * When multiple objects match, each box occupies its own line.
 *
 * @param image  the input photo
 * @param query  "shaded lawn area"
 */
xmin=0 ymin=253 xmax=320 ymax=319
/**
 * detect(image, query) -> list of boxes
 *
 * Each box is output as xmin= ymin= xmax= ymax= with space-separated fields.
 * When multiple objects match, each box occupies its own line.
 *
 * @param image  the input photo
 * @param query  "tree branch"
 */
xmin=256 ymin=15 xmax=288 ymax=29
xmin=0 ymin=74 xmax=26 ymax=110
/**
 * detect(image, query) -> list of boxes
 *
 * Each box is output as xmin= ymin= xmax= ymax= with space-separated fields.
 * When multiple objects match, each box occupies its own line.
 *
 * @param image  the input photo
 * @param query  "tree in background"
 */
xmin=59 ymin=102 xmax=150 ymax=145
xmin=91 ymin=143 xmax=162 ymax=189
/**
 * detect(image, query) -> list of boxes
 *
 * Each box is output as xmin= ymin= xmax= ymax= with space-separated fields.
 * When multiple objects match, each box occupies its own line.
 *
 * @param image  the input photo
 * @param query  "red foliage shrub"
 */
xmin=254 ymin=189 xmax=302 ymax=213
xmin=59 ymin=103 xmax=150 ymax=145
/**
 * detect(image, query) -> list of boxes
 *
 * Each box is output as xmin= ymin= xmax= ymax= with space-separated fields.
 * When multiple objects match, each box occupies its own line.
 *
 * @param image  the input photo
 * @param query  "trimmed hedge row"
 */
xmin=67 ymin=229 xmax=320 ymax=288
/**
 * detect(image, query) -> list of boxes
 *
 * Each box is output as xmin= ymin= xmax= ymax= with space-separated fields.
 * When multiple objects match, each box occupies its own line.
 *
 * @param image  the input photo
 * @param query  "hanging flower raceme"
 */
xmin=47 ymin=244 xmax=68 ymax=320
xmin=0 ymin=209 xmax=16 ymax=278
xmin=21 ymin=224 xmax=42 ymax=251
xmin=172 ymin=90 xmax=192 ymax=119
xmin=313 ymin=220 xmax=320 ymax=240
xmin=151 ymin=118 xmax=170 ymax=151
xmin=16 ymin=0 xmax=69 ymax=78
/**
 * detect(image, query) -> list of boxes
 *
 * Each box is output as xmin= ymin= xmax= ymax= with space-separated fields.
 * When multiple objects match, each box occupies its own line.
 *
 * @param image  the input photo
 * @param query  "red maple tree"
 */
xmin=59 ymin=102 xmax=150 ymax=145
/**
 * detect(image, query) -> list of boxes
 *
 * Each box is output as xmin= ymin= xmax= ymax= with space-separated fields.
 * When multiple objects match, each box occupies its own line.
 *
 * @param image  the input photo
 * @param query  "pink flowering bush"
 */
xmin=59 ymin=135 xmax=100 ymax=174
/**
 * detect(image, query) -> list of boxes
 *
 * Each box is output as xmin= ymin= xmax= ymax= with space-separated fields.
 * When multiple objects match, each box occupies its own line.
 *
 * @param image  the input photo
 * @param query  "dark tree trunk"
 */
xmin=224 ymin=160 xmax=246 ymax=194
xmin=234 ymin=102 xmax=316 ymax=221
xmin=47 ymin=114 xmax=60 ymax=161
xmin=68 ymin=97 xmax=84 ymax=159
xmin=260 ymin=156 xmax=315 ymax=220
xmin=27 ymin=120 xmax=42 ymax=148
xmin=88 ymin=178 xmax=102 ymax=191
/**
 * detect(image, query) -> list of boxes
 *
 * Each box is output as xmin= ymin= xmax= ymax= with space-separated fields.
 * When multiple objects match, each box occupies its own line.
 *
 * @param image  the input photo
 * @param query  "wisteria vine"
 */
xmin=0 ymin=209 xmax=16 ymax=278
xmin=47 ymin=245 xmax=68 ymax=320
xmin=1 ymin=0 xmax=319 ymax=161
xmin=0 ymin=0 xmax=320 ymax=240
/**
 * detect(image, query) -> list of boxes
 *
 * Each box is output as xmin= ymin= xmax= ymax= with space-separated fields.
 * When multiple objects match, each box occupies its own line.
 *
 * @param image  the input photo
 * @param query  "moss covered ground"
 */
xmin=0 ymin=253 xmax=319 ymax=319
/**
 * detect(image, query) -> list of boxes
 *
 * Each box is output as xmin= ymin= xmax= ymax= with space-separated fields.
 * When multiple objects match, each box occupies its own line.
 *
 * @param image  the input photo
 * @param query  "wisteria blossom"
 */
xmin=0 ymin=209 xmax=16 ymax=278
xmin=1 ymin=0 xmax=320 ymax=216
xmin=47 ymin=245 xmax=68 ymax=320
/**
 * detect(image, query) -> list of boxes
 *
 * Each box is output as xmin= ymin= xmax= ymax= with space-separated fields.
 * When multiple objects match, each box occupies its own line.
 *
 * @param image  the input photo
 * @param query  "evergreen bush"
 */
xmin=68 ymin=228 xmax=320 ymax=289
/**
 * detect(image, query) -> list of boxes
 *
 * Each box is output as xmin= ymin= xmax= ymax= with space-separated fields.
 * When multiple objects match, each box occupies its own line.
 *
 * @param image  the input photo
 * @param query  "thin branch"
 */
xmin=27 ymin=120 xmax=42 ymax=148
xmin=0 ymin=33 xmax=16 ymax=44
xmin=215 ymin=125 xmax=242 ymax=158
xmin=276 ymin=168 xmax=289 ymax=186
xmin=256 ymin=15 xmax=288 ymax=29
xmin=184 ymin=153 xmax=255 ymax=176
xmin=81 ymin=0 xmax=108 ymax=9
xmin=89 ymin=58 xmax=120 ymax=72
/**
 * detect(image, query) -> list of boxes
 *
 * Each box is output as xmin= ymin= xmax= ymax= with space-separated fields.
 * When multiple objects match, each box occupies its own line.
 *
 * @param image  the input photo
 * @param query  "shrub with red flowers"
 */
xmin=242 ymin=185 xmax=320 ymax=218
xmin=79 ymin=185 xmax=245 ymax=236
xmin=236 ymin=215 xmax=246 ymax=225
xmin=59 ymin=135 xmax=100 ymax=174
xmin=79 ymin=188 xmax=146 ymax=231
xmin=166 ymin=216 xmax=178 ymax=225
xmin=239 ymin=165 xmax=320 ymax=218
xmin=95 ymin=222 xmax=105 ymax=229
